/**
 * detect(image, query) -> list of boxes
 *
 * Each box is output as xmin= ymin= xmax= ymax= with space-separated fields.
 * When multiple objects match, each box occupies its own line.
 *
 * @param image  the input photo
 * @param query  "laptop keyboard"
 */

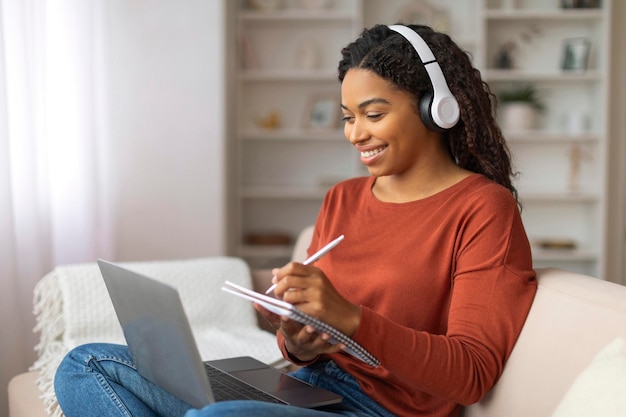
xmin=204 ymin=363 xmax=285 ymax=404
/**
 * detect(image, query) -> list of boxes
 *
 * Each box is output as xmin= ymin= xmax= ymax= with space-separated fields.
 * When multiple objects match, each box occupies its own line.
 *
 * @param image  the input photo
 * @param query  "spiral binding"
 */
xmin=289 ymin=307 xmax=380 ymax=367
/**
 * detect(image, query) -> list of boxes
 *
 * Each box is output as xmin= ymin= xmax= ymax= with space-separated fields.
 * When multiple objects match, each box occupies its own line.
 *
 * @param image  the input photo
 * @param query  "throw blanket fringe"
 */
xmin=31 ymin=271 xmax=66 ymax=417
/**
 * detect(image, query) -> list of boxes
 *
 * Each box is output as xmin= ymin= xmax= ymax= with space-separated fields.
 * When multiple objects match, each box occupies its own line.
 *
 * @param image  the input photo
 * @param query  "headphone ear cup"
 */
xmin=419 ymin=91 xmax=443 ymax=132
xmin=388 ymin=25 xmax=460 ymax=131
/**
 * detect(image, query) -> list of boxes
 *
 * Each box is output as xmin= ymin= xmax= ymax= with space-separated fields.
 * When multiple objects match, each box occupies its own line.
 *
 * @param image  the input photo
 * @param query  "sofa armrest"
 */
xmin=8 ymin=371 xmax=48 ymax=417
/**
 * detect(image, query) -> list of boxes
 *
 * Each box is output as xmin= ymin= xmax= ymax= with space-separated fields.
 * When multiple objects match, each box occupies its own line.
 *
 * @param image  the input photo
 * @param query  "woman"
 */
xmin=55 ymin=24 xmax=537 ymax=417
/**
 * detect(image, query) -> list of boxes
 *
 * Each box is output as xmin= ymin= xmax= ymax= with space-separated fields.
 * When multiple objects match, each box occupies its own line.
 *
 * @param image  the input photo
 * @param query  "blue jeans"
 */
xmin=54 ymin=343 xmax=394 ymax=417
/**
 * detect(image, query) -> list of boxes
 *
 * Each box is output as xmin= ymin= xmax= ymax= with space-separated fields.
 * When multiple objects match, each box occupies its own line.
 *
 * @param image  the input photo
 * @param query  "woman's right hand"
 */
xmin=254 ymin=302 xmax=345 ymax=362
xmin=279 ymin=316 xmax=345 ymax=362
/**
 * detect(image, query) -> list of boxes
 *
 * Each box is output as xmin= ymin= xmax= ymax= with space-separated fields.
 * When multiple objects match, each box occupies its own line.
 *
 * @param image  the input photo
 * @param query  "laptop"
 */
xmin=97 ymin=259 xmax=343 ymax=409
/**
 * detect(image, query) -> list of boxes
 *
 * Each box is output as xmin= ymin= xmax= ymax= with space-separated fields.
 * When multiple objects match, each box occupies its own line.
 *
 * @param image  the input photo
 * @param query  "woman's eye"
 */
xmin=341 ymin=112 xmax=382 ymax=123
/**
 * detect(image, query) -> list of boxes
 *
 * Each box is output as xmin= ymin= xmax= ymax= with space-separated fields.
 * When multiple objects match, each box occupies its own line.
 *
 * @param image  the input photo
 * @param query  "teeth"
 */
xmin=361 ymin=146 xmax=386 ymax=158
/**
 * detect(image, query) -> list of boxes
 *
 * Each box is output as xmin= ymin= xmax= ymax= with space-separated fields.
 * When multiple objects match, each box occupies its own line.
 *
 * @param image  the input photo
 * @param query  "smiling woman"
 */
xmin=52 ymin=23 xmax=536 ymax=417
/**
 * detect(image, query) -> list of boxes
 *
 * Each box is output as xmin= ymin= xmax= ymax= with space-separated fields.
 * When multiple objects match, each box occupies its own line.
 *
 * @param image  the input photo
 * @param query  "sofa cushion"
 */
xmin=551 ymin=337 xmax=626 ymax=417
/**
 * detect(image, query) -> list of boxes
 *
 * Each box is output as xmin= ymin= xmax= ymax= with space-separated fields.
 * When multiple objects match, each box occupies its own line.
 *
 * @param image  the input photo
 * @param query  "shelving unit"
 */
xmin=231 ymin=0 xmax=612 ymax=277
xmin=233 ymin=0 xmax=363 ymax=268
xmin=481 ymin=0 xmax=611 ymax=277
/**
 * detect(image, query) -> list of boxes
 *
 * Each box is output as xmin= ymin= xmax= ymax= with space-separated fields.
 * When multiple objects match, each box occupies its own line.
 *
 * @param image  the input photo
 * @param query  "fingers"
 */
xmin=281 ymin=290 xmax=324 ymax=317
xmin=271 ymin=263 xmax=317 ymax=293
xmin=281 ymin=320 xmax=345 ymax=358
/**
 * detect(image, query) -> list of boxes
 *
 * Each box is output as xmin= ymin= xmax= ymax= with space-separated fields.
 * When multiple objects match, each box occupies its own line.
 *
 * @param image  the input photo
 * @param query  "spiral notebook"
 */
xmin=222 ymin=281 xmax=380 ymax=367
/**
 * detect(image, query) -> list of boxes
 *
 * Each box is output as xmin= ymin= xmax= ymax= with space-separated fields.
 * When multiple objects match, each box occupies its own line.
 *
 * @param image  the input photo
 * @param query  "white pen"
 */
xmin=265 ymin=234 xmax=345 ymax=294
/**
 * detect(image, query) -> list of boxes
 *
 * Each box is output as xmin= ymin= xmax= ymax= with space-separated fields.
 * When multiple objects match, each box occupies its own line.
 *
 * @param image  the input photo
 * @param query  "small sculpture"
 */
xmin=256 ymin=111 xmax=281 ymax=130
xmin=567 ymin=144 xmax=592 ymax=193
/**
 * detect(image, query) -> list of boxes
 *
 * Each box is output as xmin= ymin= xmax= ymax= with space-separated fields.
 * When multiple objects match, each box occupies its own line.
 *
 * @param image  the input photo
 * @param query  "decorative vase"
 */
xmin=501 ymin=103 xmax=539 ymax=131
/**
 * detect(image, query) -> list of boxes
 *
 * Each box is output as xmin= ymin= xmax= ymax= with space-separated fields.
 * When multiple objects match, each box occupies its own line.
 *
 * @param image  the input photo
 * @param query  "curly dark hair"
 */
xmin=338 ymin=24 xmax=518 ymax=202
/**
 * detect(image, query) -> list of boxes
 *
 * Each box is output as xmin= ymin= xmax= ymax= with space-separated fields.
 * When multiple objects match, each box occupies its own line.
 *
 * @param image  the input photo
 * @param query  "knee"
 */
xmin=54 ymin=343 xmax=129 ymax=399
xmin=56 ymin=343 xmax=126 ymax=373
xmin=56 ymin=343 xmax=97 ymax=379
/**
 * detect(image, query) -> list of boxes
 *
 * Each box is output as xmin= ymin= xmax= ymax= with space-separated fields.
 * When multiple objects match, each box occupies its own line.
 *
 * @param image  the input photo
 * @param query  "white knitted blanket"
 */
xmin=30 ymin=257 xmax=283 ymax=417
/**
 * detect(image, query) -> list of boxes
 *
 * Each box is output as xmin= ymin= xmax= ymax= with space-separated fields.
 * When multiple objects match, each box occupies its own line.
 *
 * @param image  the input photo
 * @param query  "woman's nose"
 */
xmin=347 ymin=120 xmax=369 ymax=144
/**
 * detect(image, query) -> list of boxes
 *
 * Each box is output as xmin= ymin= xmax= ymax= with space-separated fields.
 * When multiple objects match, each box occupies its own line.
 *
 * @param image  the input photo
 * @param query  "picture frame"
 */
xmin=302 ymin=93 xmax=340 ymax=130
xmin=562 ymin=38 xmax=591 ymax=72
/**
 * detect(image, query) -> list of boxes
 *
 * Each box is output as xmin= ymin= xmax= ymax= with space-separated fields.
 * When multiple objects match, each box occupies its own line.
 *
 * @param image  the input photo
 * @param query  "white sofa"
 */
xmin=9 ymin=226 xmax=626 ymax=417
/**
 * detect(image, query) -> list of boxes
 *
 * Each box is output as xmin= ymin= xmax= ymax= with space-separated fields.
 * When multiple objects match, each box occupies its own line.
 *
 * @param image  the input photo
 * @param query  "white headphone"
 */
xmin=387 ymin=25 xmax=460 ymax=131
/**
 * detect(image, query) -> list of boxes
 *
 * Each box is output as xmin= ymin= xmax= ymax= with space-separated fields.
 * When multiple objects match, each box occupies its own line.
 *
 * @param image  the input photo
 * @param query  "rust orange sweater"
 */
xmin=278 ymin=174 xmax=537 ymax=417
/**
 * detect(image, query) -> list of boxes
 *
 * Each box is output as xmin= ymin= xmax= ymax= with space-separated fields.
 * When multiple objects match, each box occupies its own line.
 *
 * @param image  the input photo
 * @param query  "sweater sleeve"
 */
xmin=349 ymin=265 xmax=535 ymax=405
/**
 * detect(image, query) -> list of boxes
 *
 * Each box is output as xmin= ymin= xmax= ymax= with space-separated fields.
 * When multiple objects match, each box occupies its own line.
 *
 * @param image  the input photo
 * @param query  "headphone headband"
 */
xmin=387 ymin=25 xmax=460 ymax=130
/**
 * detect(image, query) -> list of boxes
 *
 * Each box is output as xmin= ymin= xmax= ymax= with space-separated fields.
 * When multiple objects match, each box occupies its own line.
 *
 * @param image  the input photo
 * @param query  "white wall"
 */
xmin=104 ymin=0 xmax=227 ymax=261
